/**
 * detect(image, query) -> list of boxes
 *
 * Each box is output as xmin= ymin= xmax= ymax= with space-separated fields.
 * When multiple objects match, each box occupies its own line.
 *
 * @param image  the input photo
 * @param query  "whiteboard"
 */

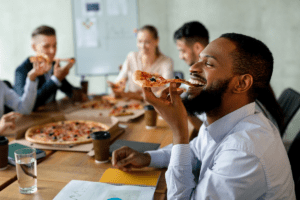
xmin=71 ymin=0 xmax=139 ymax=76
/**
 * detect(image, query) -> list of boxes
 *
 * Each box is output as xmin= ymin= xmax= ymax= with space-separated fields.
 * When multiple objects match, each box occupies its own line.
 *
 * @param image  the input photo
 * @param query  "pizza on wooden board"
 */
xmin=25 ymin=120 xmax=109 ymax=145
xmin=132 ymin=70 xmax=202 ymax=87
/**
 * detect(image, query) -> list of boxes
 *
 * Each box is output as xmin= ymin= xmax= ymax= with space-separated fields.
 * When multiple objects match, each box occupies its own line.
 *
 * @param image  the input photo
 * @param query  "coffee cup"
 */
xmin=81 ymin=81 xmax=88 ymax=95
xmin=91 ymin=131 xmax=111 ymax=163
xmin=144 ymin=105 xmax=157 ymax=129
xmin=0 ymin=136 xmax=9 ymax=170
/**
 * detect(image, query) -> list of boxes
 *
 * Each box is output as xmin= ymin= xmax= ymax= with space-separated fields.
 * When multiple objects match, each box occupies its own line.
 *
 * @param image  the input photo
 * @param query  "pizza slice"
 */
xmin=132 ymin=70 xmax=202 ymax=87
xmin=55 ymin=58 xmax=76 ymax=64
xmin=29 ymin=53 xmax=50 ymax=64
xmin=109 ymin=106 xmax=134 ymax=116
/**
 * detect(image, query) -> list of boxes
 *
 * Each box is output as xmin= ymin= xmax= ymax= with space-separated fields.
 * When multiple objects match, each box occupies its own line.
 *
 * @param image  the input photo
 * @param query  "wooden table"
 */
xmin=0 ymin=98 xmax=195 ymax=200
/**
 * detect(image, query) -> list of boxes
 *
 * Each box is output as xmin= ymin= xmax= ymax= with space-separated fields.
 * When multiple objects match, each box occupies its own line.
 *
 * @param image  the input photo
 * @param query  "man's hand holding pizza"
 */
xmin=143 ymin=82 xmax=189 ymax=145
xmin=27 ymin=59 xmax=51 ymax=81
xmin=0 ymin=112 xmax=22 ymax=134
xmin=53 ymin=59 xmax=74 ymax=82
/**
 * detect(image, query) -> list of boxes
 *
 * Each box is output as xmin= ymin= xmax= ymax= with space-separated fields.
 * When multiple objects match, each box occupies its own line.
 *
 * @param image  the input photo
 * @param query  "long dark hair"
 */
xmin=138 ymin=25 xmax=160 ymax=56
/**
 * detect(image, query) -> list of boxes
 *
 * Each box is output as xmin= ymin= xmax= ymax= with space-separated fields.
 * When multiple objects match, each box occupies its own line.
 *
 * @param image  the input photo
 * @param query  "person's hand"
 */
xmin=142 ymin=82 xmax=189 ymax=144
xmin=53 ymin=59 xmax=74 ymax=81
xmin=0 ymin=112 xmax=22 ymax=134
xmin=112 ymin=146 xmax=151 ymax=172
xmin=27 ymin=61 xmax=51 ymax=81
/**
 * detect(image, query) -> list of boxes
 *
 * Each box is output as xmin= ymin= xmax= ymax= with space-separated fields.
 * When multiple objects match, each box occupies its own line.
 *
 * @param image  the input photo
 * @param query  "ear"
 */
xmin=193 ymin=42 xmax=205 ymax=55
xmin=232 ymin=74 xmax=253 ymax=94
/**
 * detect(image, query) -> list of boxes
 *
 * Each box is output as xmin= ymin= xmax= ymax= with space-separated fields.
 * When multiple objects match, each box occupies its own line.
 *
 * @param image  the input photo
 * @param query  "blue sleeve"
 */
xmin=14 ymin=58 xmax=56 ymax=109
xmin=5 ymin=77 xmax=38 ymax=114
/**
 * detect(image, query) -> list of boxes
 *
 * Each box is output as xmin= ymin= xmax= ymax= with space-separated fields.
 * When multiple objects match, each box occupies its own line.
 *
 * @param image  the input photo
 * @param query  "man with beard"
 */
xmin=112 ymin=33 xmax=295 ymax=199
xmin=174 ymin=21 xmax=283 ymax=133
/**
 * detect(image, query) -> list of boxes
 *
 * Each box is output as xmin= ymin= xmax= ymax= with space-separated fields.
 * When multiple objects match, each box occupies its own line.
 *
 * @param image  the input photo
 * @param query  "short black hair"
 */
xmin=220 ymin=33 xmax=273 ymax=95
xmin=174 ymin=21 xmax=209 ymax=47
xmin=32 ymin=25 xmax=56 ymax=38
xmin=220 ymin=33 xmax=284 ymax=130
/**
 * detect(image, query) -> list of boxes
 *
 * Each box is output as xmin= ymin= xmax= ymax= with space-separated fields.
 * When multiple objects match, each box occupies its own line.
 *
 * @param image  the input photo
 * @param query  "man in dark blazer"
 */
xmin=14 ymin=25 xmax=75 ymax=110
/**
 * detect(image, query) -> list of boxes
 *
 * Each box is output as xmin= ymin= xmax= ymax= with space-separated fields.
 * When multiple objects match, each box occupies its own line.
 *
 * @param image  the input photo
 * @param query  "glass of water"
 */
xmin=14 ymin=148 xmax=37 ymax=194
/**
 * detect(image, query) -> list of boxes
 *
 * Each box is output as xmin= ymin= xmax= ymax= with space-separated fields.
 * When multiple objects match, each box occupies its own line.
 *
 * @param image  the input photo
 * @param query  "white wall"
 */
xmin=1 ymin=0 xmax=300 ymax=140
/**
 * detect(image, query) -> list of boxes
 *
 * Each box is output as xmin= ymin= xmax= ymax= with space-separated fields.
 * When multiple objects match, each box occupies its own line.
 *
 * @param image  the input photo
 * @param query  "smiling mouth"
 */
xmin=189 ymin=79 xmax=206 ymax=87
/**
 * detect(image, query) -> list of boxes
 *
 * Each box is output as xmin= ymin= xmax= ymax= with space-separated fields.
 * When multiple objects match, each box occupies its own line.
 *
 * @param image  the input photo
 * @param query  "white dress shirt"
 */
xmin=147 ymin=102 xmax=295 ymax=199
xmin=115 ymin=51 xmax=174 ymax=92
xmin=0 ymin=77 xmax=38 ymax=117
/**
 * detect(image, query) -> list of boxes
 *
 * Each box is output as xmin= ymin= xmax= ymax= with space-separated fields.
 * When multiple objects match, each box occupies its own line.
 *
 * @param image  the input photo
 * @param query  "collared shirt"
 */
xmin=0 ymin=77 xmax=38 ymax=117
xmin=147 ymin=102 xmax=295 ymax=199
xmin=115 ymin=51 xmax=174 ymax=92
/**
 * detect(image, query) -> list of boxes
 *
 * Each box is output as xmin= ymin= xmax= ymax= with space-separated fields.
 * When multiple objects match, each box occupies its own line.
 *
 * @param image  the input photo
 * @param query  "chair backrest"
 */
xmin=174 ymin=71 xmax=184 ymax=79
xmin=3 ymin=80 xmax=14 ymax=114
xmin=288 ymin=129 xmax=300 ymax=198
xmin=278 ymin=88 xmax=300 ymax=136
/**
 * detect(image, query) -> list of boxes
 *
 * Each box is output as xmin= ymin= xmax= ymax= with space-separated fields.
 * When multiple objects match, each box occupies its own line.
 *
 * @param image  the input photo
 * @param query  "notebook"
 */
xmin=109 ymin=140 xmax=160 ymax=156
xmin=100 ymin=168 xmax=161 ymax=187
xmin=54 ymin=180 xmax=156 ymax=200
xmin=8 ymin=143 xmax=46 ymax=165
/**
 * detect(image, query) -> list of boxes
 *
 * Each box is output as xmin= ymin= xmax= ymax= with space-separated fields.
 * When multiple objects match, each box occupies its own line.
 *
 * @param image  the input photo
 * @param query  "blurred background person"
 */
xmin=108 ymin=25 xmax=174 ymax=100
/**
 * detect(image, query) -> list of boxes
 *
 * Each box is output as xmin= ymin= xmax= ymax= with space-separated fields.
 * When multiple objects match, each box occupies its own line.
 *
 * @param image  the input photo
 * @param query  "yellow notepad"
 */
xmin=100 ymin=168 xmax=161 ymax=187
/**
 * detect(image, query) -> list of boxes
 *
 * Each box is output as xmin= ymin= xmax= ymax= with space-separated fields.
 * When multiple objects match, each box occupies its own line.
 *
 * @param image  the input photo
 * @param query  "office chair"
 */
xmin=278 ymin=88 xmax=300 ymax=136
xmin=288 ymin=129 xmax=300 ymax=199
xmin=174 ymin=71 xmax=184 ymax=79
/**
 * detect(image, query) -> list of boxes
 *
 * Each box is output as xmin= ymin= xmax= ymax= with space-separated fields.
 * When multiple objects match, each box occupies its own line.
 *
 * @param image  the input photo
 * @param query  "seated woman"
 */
xmin=0 ymin=61 xmax=48 ymax=134
xmin=109 ymin=25 xmax=174 ymax=100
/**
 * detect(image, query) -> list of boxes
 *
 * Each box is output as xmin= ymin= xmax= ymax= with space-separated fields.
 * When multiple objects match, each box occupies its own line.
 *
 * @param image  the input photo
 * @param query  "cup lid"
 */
xmin=90 ymin=131 xmax=111 ymax=140
xmin=0 ymin=136 xmax=9 ymax=145
xmin=144 ymin=105 xmax=155 ymax=110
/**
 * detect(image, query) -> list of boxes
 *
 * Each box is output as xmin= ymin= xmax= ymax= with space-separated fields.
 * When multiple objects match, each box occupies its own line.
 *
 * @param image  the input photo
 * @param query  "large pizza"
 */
xmin=25 ymin=120 xmax=109 ymax=145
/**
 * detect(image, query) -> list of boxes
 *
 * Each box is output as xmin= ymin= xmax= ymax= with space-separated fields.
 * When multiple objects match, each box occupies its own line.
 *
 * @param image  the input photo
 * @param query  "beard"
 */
xmin=183 ymin=78 xmax=231 ymax=116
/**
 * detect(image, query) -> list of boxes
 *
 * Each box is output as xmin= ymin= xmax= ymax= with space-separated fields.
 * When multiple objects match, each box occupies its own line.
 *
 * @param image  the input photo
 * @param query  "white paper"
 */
xmin=76 ymin=18 xmax=99 ymax=48
xmin=81 ymin=0 xmax=103 ymax=16
xmin=53 ymin=180 xmax=156 ymax=200
xmin=107 ymin=0 xmax=128 ymax=16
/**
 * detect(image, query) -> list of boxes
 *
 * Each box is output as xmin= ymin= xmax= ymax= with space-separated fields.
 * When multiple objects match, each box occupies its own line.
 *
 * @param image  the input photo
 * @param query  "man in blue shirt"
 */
xmin=112 ymin=33 xmax=295 ymax=199
xmin=14 ymin=25 xmax=75 ymax=110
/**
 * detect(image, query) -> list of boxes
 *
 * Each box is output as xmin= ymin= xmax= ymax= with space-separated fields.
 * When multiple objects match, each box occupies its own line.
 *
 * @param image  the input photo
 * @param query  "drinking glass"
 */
xmin=14 ymin=148 xmax=37 ymax=194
